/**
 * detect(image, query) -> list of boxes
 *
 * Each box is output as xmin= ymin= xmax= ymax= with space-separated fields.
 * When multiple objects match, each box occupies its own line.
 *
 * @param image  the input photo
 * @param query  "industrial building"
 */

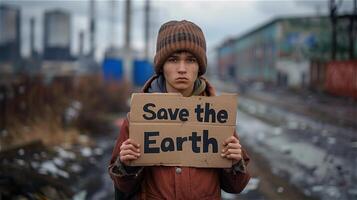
xmin=0 ymin=5 xmax=21 ymax=65
xmin=43 ymin=9 xmax=72 ymax=60
xmin=217 ymin=16 xmax=333 ymax=88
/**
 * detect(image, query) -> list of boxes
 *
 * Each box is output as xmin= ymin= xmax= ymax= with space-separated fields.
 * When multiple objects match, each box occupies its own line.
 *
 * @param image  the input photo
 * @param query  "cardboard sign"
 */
xmin=128 ymin=93 xmax=238 ymax=168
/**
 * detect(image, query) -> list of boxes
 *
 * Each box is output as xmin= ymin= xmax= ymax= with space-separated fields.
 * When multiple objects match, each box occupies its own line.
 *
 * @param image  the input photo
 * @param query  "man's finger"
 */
xmin=123 ymin=138 xmax=131 ymax=145
xmin=120 ymin=143 xmax=140 ymax=152
xmin=227 ymin=148 xmax=242 ymax=155
xmin=120 ymin=149 xmax=140 ymax=157
xmin=121 ymin=154 xmax=139 ymax=162
xmin=123 ymin=139 xmax=140 ymax=148
xmin=225 ymin=142 xmax=241 ymax=149
xmin=223 ymin=136 xmax=238 ymax=145
xmin=221 ymin=148 xmax=241 ymax=156
xmin=226 ymin=154 xmax=242 ymax=161
xmin=221 ymin=142 xmax=241 ymax=153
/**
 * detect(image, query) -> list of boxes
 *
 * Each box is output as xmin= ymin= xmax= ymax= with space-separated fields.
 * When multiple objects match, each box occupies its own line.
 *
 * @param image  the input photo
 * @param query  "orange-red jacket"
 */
xmin=108 ymin=75 xmax=251 ymax=200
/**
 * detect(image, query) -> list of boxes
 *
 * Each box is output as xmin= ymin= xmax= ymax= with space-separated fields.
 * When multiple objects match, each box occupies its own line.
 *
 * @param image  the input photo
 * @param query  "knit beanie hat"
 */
xmin=154 ymin=20 xmax=207 ymax=76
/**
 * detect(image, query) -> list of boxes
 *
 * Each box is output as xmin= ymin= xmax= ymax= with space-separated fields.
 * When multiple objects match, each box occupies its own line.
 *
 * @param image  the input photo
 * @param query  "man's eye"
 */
xmin=188 ymin=58 xmax=197 ymax=63
xmin=168 ymin=58 xmax=177 ymax=62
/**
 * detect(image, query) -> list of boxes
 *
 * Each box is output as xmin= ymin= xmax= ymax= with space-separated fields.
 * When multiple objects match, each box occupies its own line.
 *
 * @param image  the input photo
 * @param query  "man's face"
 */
xmin=163 ymin=51 xmax=199 ymax=94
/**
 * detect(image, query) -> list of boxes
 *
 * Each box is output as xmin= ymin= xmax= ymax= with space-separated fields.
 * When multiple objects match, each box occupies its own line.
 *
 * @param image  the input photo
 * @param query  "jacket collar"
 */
xmin=141 ymin=74 xmax=216 ymax=96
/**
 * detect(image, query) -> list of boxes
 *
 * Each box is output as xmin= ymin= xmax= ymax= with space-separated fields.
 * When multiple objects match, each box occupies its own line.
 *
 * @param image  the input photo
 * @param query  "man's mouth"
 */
xmin=176 ymin=77 xmax=188 ymax=81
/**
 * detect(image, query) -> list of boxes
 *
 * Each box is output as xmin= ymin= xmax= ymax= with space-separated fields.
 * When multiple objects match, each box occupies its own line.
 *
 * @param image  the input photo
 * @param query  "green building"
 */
xmin=217 ymin=15 xmax=356 ymax=87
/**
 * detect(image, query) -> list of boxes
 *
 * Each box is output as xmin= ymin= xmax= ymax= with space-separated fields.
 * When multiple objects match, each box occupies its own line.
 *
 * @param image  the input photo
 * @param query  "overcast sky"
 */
xmin=2 ymin=0 xmax=355 ymax=62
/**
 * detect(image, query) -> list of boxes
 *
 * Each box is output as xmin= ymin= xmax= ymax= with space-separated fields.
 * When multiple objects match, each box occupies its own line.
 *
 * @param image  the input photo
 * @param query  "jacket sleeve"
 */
xmin=108 ymin=117 xmax=144 ymax=193
xmin=219 ymin=131 xmax=251 ymax=193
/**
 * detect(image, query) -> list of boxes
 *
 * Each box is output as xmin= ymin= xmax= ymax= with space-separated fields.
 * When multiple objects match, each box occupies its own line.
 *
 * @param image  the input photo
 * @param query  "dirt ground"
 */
xmin=242 ymin=143 xmax=318 ymax=200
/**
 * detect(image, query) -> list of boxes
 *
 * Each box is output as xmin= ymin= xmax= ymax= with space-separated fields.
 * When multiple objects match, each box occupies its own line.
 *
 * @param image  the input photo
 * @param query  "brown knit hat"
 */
xmin=154 ymin=20 xmax=207 ymax=76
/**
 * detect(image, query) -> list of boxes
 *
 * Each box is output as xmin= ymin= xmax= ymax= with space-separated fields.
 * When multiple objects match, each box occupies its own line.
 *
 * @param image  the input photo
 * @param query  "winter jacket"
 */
xmin=108 ymin=75 xmax=251 ymax=200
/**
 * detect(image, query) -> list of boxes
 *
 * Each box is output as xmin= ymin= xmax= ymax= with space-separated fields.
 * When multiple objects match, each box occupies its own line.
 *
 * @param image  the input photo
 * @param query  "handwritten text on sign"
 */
xmin=129 ymin=93 xmax=238 ymax=168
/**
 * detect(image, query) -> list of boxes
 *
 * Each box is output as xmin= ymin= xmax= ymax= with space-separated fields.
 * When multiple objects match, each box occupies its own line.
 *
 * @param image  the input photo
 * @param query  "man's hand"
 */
xmin=221 ymin=136 xmax=242 ymax=165
xmin=119 ymin=139 xmax=141 ymax=166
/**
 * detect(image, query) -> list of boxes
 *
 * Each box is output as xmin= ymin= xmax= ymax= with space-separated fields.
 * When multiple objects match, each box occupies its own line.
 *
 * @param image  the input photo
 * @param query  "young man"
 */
xmin=109 ymin=20 xmax=250 ymax=200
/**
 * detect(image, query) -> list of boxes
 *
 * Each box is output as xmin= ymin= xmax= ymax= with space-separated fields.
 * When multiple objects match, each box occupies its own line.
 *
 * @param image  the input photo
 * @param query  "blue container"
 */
xmin=102 ymin=58 xmax=124 ymax=81
xmin=133 ymin=59 xmax=154 ymax=86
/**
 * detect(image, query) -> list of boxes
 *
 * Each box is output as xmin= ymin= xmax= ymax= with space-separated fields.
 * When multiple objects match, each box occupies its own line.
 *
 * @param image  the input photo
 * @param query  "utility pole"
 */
xmin=329 ymin=0 xmax=338 ymax=60
xmin=350 ymin=0 xmax=357 ymax=59
xmin=124 ymin=0 xmax=132 ymax=51
xmin=89 ymin=0 xmax=96 ymax=58
xmin=109 ymin=0 xmax=117 ymax=48
xmin=144 ymin=0 xmax=150 ymax=60
xmin=79 ymin=31 xmax=84 ymax=57
xmin=30 ymin=17 xmax=35 ymax=57
xmin=123 ymin=0 xmax=133 ymax=83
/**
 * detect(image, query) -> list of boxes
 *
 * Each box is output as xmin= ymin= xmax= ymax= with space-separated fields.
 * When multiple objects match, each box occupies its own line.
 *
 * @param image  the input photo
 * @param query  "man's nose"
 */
xmin=177 ymin=61 xmax=187 ymax=73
